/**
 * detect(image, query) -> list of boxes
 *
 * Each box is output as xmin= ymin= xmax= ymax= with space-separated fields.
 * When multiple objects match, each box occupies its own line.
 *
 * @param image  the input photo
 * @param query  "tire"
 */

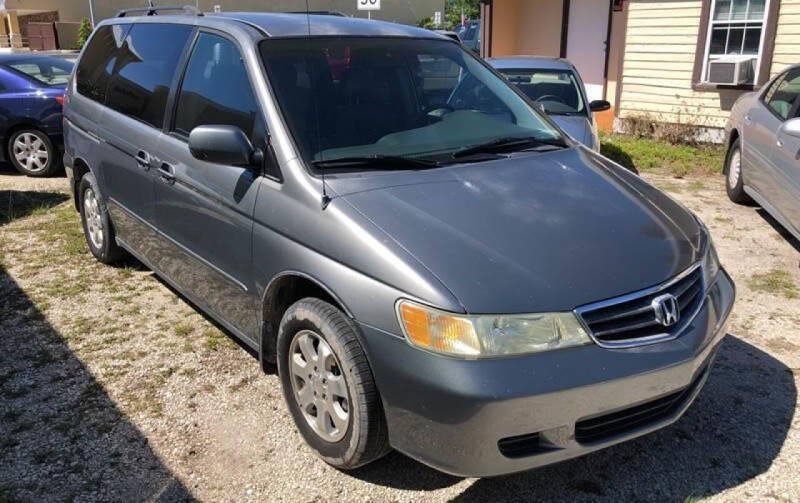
xmin=725 ymin=138 xmax=752 ymax=204
xmin=79 ymin=172 xmax=125 ymax=264
xmin=277 ymin=298 xmax=390 ymax=470
xmin=8 ymin=129 xmax=60 ymax=177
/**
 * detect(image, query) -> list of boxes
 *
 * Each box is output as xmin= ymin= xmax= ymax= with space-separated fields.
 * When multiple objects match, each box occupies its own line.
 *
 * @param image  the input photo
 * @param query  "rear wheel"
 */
xmin=8 ymin=129 xmax=59 ymax=177
xmin=725 ymin=138 xmax=752 ymax=204
xmin=79 ymin=172 xmax=125 ymax=264
xmin=277 ymin=298 xmax=390 ymax=470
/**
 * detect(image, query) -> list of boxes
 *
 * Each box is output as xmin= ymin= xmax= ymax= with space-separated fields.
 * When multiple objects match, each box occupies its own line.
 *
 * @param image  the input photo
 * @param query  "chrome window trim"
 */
xmin=574 ymin=262 xmax=705 ymax=349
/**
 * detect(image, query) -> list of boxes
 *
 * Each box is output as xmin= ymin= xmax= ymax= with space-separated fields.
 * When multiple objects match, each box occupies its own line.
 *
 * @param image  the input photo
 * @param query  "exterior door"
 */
xmin=566 ymin=0 xmax=611 ymax=102
xmin=97 ymin=23 xmax=193 ymax=258
xmin=152 ymin=31 xmax=267 ymax=340
xmin=25 ymin=23 xmax=56 ymax=51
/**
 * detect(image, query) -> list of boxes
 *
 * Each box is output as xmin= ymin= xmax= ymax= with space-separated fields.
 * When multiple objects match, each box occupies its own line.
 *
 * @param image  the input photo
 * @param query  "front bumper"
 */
xmin=359 ymin=269 xmax=735 ymax=477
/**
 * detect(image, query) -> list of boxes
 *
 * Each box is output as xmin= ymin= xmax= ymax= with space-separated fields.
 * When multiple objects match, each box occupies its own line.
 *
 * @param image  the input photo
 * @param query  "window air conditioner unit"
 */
xmin=707 ymin=55 xmax=757 ymax=85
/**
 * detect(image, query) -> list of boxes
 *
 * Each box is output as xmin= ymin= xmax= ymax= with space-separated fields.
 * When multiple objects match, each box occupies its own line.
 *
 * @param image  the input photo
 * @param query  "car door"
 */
xmin=152 ymin=31 xmax=269 ymax=341
xmin=741 ymin=72 xmax=792 ymax=200
xmin=95 ymin=22 xmax=194 ymax=258
xmin=769 ymin=69 xmax=800 ymax=233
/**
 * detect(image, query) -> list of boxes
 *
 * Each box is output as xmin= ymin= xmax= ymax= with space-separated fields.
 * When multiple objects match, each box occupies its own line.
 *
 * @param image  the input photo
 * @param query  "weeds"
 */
xmin=601 ymin=134 xmax=724 ymax=178
xmin=748 ymin=269 xmax=798 ymax=299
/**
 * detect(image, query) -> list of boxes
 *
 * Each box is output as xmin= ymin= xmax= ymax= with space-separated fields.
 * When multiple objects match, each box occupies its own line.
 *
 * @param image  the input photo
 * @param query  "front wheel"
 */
xmin=277 ymin=298 xmax=390 ymax=470
xmin=8 ymin=129 xmax=59 ymax=177
xmin=725 ymin=138 xmax=752 ymax=204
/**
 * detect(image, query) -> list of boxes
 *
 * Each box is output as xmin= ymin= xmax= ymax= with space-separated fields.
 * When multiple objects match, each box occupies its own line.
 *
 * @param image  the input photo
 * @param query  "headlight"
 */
xmin=702 ymin=236 xmax=721 ymax=289
xmin=396 ymin=300 xmax=592 ymax=358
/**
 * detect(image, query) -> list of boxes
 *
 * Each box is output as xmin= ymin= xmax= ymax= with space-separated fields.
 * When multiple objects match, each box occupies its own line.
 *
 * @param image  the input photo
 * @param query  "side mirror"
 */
xmin=780 ymin=117 xmax=800 ymax=139
xmin=589 ymin=100 xmax=611 ymax=112
xmin=188 ymin=125 xmax=260 ymax=166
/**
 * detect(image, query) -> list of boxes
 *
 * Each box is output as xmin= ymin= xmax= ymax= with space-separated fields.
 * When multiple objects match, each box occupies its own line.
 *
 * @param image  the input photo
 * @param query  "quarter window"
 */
xmin=173 ymin=33 xmax=259 ymax=140
xmin=75 ymin=24 xmax=130 ymax=103
xmin=105 ymin=23 xmax=193 ymax=129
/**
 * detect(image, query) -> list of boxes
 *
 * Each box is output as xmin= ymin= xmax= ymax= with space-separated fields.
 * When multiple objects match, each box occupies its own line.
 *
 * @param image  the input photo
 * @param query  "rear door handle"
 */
xmin=744 ymin=115 xmax=752 ymax=125
xmin=136 ymin=150 xmax=151 ymax=170
xmin=158 ymin=162 xmax=175 ymax=184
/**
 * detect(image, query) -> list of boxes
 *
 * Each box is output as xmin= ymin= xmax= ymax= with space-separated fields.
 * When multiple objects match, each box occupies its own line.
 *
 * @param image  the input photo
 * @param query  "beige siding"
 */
xmin=618 ymin=0 xmax=730 ymax=128
xmin=620 ymin=0 xmax=800 ymax=129
xmin=771 ymin=0 xmax=800 ymax=75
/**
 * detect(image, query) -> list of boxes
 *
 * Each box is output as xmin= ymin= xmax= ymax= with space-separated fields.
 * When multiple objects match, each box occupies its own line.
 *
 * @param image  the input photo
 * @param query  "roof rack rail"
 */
xmin=285 ymin=11 xmax=346 ymax=17
xmin=116 ymin=4 xmax=203 ymax=17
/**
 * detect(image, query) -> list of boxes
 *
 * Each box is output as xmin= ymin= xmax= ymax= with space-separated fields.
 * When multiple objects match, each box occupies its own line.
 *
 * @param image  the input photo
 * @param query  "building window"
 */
xmin=703 ymin=0 xmax=767 ymax=84
xmin=693 ymin=0 xmax=779 ymax=88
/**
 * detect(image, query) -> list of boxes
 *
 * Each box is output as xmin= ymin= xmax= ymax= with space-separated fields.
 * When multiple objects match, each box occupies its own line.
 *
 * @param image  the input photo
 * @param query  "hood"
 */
xmin=333 ymin=148 xmax=703 ymax=314
xmin=550 ymin=115 xmax=593 ymax=147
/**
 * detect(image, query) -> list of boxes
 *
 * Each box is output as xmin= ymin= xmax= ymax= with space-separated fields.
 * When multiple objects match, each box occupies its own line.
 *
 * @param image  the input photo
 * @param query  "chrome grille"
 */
xmin=575 ymin=264 xmax=704 ymax=348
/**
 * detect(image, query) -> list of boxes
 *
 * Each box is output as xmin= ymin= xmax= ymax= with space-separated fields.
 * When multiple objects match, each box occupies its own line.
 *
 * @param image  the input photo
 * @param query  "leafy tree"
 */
xmin=417 ymin=16 xmax=437 ymax=30
xmin=445 ymin=0 xmax=480 ymax=29
xmin=76 ymin=17 xmax=92 ymax=49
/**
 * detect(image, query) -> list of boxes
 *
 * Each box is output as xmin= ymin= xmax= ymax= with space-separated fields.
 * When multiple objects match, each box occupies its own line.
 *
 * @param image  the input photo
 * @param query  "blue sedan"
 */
xmin=0 ymin=54 xmax=72 ymax=176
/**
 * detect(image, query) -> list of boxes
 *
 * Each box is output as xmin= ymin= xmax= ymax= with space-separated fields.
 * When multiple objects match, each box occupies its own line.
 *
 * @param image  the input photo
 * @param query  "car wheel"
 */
xmin=277 ymin=298 xmax=390 ymax=470
xmin=725 ymin=138 xmax=752 ymax=204
xmin=8 ymin=129 xmax=59 ymax=177
xmin=79 ymin=172 xmax=125 ymax=264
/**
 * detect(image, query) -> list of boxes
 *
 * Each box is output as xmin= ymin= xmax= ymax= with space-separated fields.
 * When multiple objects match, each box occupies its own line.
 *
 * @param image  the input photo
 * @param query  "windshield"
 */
xmin=499 ymin=69 xmax=585 ymax=116
xmin=259 ymin=37 xmax=562 ymax=164
xmin=6 ymin=57 xmax=73 ymax=86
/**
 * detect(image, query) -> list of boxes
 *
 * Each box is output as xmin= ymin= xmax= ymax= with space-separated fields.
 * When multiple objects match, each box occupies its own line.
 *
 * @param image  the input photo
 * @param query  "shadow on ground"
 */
xmin=600 ymin=141 xmax=638 ymax=174
xmin=0 ymin=266 xmax=194 ymax=501
xmin=351 ymin=335 xmax=795 ymax=501
xmin=0 ymin=190 xmax=68 ymax=225
xmin=756 ymin=208 xmax=800 ymax=254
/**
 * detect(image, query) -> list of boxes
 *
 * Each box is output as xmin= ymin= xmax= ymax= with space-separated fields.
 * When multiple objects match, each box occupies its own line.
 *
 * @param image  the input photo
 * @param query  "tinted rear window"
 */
xmin=75 ymin=24 xmax=130 ymax=103
xmin=105 ymin=23 xmax=193 ymax=128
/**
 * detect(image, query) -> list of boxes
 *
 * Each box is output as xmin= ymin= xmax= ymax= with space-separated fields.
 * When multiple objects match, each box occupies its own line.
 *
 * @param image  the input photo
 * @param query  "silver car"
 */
xmin=725 ymin=64 xmax=800 ymax=241
xmin=489 ymin=56 xmax=610 ymax=150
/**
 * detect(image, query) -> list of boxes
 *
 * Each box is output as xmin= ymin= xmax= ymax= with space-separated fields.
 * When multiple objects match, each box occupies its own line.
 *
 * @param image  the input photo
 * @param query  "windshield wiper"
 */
xmin=451 ymin=136 xmax=567 ymax=158
xmin=311 ymin=155 xmax=439 ymax=170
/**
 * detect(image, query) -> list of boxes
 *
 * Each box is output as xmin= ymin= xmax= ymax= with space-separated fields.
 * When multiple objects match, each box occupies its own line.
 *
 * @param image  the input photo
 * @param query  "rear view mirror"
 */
xmin=781 ymin=117 xmax=800 ymax=139
xmin=188 ymin=125 xmax=259 ymax=166
xmin=589 ymin=100 xmax=611 ymax=112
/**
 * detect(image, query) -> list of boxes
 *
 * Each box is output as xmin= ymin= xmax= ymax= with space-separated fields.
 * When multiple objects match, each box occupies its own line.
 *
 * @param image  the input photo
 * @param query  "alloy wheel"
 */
xmin=12 ymin=132 xmax=49 ymax=173
xmin=83 ymin=187 xmax=104 ymax=250
xmin=289 ymin=330 xmax=350 ymax=442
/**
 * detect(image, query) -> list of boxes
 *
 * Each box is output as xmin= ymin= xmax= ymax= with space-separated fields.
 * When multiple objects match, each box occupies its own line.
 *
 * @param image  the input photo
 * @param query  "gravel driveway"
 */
xmin=1 ymin=165 xmax=798 ymax=502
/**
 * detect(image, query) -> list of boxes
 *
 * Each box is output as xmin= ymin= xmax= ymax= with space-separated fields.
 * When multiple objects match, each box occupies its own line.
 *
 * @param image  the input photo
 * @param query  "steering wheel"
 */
xmin=536 ymin=95 xmax=567 ymax=105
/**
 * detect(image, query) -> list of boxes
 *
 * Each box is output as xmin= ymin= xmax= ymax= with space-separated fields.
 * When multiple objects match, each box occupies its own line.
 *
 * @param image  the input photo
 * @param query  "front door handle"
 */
xmin=158 ymin=162 xmax=175 ymax=184
xmin=777 ymin=138 xmax=784 ymax=148
xmin=136 ymin=150 xmax=151 ymax=170
xmin=744 ymin=115 xmax=752 ymax=125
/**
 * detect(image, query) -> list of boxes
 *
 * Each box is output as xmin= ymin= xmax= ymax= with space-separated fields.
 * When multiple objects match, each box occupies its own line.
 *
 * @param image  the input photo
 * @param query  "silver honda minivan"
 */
xmin=64 ymin=9 xmax=735 ymax=477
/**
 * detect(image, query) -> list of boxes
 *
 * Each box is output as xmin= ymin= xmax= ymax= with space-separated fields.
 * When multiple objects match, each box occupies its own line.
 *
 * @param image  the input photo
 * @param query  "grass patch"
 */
xmin=601 ymin=134 xmax=724 ymax=178
xmin=174 ymin=322 xmax=194 ymax=337
xmin=203 ymin=327 xmax=236 ymax=351
xmin=748 ymin=269 xmax=798 ymax=299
